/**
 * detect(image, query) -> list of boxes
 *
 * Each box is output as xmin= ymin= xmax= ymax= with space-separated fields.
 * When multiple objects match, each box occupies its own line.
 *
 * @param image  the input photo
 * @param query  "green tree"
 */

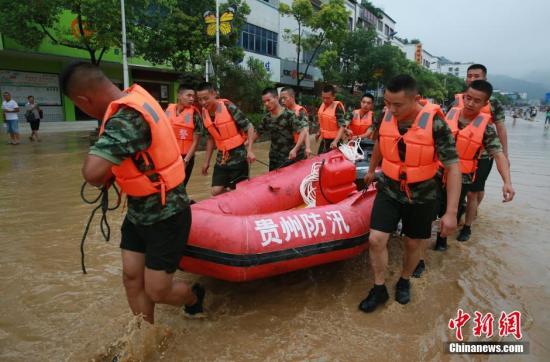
xmin=280 ymin=0 xmax=349 ymax=90
xmin=133 ymin=0 xmax=249 ymax=73
xmin=318 ymin=27 xmax=377 ymax=90
xmin=441 ymin=74 xmax=467 ymax=102
xmin=210 ymin=54 xmax=272 ymax=114
xmin=357 ymin=44 xmax=410 ymax=89
xmin=0 ymin=0 xmax=146 ymax=65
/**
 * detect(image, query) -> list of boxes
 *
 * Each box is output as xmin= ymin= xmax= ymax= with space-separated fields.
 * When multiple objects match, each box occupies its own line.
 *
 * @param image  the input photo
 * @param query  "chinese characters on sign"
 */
xmin=254 ymin=210 xmax=350 ymax=247
xmin=448 ymin=310 xmax=522 ymax=341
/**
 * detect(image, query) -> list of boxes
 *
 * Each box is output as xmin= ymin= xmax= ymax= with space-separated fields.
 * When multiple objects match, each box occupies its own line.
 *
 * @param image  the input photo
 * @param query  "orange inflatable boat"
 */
xmin=179 ymin=149 xmax=376 ymax=281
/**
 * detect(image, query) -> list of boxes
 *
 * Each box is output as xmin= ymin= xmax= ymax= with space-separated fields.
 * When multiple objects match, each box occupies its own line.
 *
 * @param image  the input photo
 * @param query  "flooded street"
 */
xmin=1 ymin=114 xmax=549 ymax=361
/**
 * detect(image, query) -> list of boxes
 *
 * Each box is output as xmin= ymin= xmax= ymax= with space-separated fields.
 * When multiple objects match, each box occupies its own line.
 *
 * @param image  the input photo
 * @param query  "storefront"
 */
xmin=0 ymin=69 xmax=63 ymax=122
xmin=0 ymin=23 xmax=179 ymax=122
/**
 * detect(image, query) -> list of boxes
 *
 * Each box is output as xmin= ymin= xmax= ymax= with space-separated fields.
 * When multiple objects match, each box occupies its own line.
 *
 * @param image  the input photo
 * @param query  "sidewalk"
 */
xmin=3 ymin=120 xmax=98 ymax=135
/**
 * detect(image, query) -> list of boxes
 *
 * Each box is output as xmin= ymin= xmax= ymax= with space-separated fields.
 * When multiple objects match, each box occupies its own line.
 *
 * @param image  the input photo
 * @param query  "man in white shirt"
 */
xmin=2 ymin=91 xmax=20 ymax=145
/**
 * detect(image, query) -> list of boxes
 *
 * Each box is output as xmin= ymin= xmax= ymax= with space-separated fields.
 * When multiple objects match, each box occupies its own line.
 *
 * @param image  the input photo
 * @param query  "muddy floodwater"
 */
xmin=1 ymin=114 xmax=549 ymax=361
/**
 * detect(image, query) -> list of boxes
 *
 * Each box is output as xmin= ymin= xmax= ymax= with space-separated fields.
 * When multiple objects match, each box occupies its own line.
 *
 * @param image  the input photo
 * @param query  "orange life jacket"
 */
xmin=318 ymin=101 xmax=344 ymax=139
xmin=445 ymin=106 xmax=491 ymax=174
xmin=349 ymin=109 xmax=373 ymax=136
xmin=379 ymin=103 xmax=443 ymax=199
xmin=165 ymin=103 xmax=198 ymax=155
xmin=290 ymin=103 xmax=308 ymax=143
xmin=202 ymin=99 xmax=246 ymax=155
xmin=454 ymin=93 xmax=492 ymax=117
xmin=100 ymin=84 xmax=184 ymax=205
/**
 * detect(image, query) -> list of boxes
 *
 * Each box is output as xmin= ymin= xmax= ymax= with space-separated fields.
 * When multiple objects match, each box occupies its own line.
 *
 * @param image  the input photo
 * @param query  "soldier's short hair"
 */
xmin=322 ymin=84 xmax=336 ymax=94
xmin=281 ymin=87 xmax=296 ymax=97
xmin=467 ymin=64 xmax=487 ymax=76
xmin=197 ymin=82 xmax=217 ymax=93
xmin=362 ymin=93 xmax=375 ymax=102
xmin=60 ymin=61 xmax=109 ymax=96
xmin=386 ymin=75 xmax=418 ymax=95
xmin=178 ymin=84 xmax=195 ymax=93
xmin=468 ymin=80 xmax=493 ymax=100
xmin=262 ymin=87 xmax=279 ymax=98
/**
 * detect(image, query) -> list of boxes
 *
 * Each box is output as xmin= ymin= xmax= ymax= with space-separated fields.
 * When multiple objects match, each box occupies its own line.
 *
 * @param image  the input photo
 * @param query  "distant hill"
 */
xmin=522 ymin=70 xmax=550 ymax=89
xmin=489 ymin=74 xmax=549 ymax=100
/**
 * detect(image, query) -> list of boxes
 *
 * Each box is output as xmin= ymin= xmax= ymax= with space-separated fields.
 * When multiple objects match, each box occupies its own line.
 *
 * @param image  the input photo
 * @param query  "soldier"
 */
xmin=165 ymin=85 xmax=203 ymax=186
xmin=60 ymin=62 xmax=204 ymax=324
xmin=435 ymin=80 xmax=515 ymax=249
xmin=256 ymin=87 xmax=309 ymax=171
xmin=316 ymin=84 xmax=346 ymax=154
xmin=359 ymin=75 xmax=461 ymax=313
xmin=454 ymin=64 xmax=508 ymax=241
xmin=279 ymin=86 xmax=312 ymax=158
xmin=197 ymin=82 xmax=256 ymax=196
xmin=347 ymin=93 xmax=375 ymax=140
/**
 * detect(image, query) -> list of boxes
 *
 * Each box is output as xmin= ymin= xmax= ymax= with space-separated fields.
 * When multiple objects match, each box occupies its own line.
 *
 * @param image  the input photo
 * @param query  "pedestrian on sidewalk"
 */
xmin=2 ymin=91 xmax=20 ymax=145
xmin=25 ymin=95 xmax=42 ymax=142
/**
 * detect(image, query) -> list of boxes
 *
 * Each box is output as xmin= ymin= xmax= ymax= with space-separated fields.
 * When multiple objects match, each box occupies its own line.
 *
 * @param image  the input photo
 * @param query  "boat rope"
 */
xmin=338 ymin=138 xmax=364 ymax=162
xmin=300 ymin=162 xmax=322 ymax=208
xmin=79 ymin=181 xmax=121 ymax=274
xmin=256 ymin=159 xmax=270 ymax=168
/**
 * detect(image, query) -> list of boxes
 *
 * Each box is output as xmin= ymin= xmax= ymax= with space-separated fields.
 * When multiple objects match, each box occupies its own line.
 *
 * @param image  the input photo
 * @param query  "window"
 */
xmin=239 ymin=22 xmax=278 ymax=56
xmin=378 ymin=19 xmax=383 ymax=31
xmin=384 ymin=24 xmax=389 ymax=35
xmin=348 ymin=17 xmax=353 ymax=31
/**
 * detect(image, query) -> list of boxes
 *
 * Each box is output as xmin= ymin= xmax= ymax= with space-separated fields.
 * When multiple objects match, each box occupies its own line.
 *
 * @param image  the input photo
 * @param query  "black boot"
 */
xmin=395 ymin=277 xmax=410 ymax=305
xmin=183 ymin=283 xmax=205 ymax=316
xmin=412 ymin=259 xmax=425 ymax=278
xmin=457 ymin=226 xmax=471 ymax=242
xmin=358 ymin=284 xmax=389 ymax=313
xmin=434 ymin=233 xmax=448 ymax=251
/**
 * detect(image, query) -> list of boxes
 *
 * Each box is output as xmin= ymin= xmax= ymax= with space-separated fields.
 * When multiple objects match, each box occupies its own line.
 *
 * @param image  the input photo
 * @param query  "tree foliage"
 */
xmin=0 ymin=0 xmax=146 ymax=64
xmin=360 ymin=0 xmax=383 ymax=19
xmin=317 ymin=27 xmax=377 ymax=89
xmin=210 ymin=55 xmax=272 ymax=114
xmin=280 ymin=0 xmax=349 ymax=90
xmin=133 ymin=0 xmax=249 ymax=73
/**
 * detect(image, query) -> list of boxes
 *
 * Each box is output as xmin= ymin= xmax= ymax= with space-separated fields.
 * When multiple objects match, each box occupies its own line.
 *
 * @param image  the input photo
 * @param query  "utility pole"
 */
xmin=120 ymin=0 xmax=129 ymax=89
xmin=216 ymin=0 xmax=220 ymax=55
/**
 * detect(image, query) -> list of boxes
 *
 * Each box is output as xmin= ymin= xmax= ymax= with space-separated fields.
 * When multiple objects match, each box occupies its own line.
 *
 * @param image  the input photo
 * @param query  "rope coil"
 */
xmin=338 ymin=138 xmax=364 ymax=162
xmin=79 ymin=181 xmax=121 ymax=274
xmin=300 ymin=162 xmax=322 ymax=208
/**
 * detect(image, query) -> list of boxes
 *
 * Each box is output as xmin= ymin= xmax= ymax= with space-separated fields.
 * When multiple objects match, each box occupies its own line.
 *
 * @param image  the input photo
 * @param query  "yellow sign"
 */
xmin=204 ymin=6 xmax=236 ymax=37
xmin=415 ymin=43 xmax=423 ymax=65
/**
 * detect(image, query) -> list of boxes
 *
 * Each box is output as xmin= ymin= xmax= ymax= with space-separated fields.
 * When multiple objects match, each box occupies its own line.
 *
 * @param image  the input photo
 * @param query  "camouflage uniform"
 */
xmin=204 ymin=101 xmax=251 ymax=167
xmin=294 ymin=107 xmax=309 ymax=128
xmin=373 ymin=116 xmax=459 ymax=204
xmin=367 ymin=111 xmax=383 ymax=139
xmin=257 ymin=108 xmax=308 ymax=170
xmin=479 ymin=97 xmax=505 ymax=159
xmin=458 ymin=115 xmax=502 ymax=184
xmin=89 ymin=108 xmax=189 ymax=226
xmin=191 ymin=111 xmax=204 ymax=137
xmin=318 ymin=104 xmax=346 ymax=154
xmin=182 ymin=110 xmax=203 ymax=187
xmin=436 ymin=114 xmax=503 ymax=220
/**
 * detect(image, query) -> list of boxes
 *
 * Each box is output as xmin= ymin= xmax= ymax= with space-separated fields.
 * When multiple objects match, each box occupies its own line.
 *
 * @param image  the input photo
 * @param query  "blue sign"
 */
xmin=545 ymin=92 xmax=550 ymax=104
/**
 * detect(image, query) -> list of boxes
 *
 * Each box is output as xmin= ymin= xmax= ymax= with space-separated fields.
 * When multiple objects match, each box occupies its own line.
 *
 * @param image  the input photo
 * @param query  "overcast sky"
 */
xmin=372 ymin=0 xmax=550 ymax=80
